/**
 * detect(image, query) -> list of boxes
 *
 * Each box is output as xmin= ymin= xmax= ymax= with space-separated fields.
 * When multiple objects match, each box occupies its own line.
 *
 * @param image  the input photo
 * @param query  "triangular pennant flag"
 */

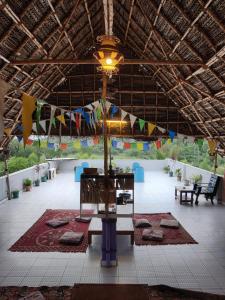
xmin=60 ymin=143 xmax=68 ymax=150
xmin=32 ymin=123 xmax=37 ymax=133
xmin=105 ymin=101 xmax=111 ymax=113
xmin=4 ymin=128 xmax=11 ymax=136
xmin=22 ymin=93 xmax=36 ymax=145
xmin=92 ymin=101 xmax=100 ymax=109
xmin=48 ymin=142 xmax=55 ymax=149
xmin=87 ymin=138 xmax=94 ymax=147
xmin=17 ymin=135 xmax=23 ymax=142
xmin=39 ymin=120 xmax=46 ymax=132
xmin=208 ymin=139 xmax=217 ymax=155
xmin=70 ymin=112 xmax=75 ymax=122
xmin=111 ymin=105 xmax=119 ymax=118
xmin=96 ymin=106 xmax=102 ymax=120
xmin=0 ymin=79 xmax=11 ymax=140
xmin=124 ymin=142 xmax=131 ymax=149
xmin=129 ymin=114 xmax=137 ymax=128
xmin=117 ymin=140 xmax=124 ymax=149
xmin=169 ymin=130 xmax=176 ymax=141
xmin=112 ymin=140 xmax=117 ymax=148
xmin=81 ymin=139 xmax=88 ymax=147
xmin=121 ymin=109 xmax=127 ymax=121
xmin=139 ymin=119 xmax=145 ymax=131
xmin=157 ymin=126 xmax=166 ymax=134
xmin=83 ymin=111 xmax=90 ymax=125
xmin=167 ymin=138 xmax=172 ymax=144
xmin=26 ymin=138 xmax=33 ymax=145
xmin=131 ymin=142 xmax=136 ymax=149
xmin=56 ymin=112 xmax=66 ymax=126
xmin=85 ymin=104 xmax=94 ymax=110
xmin=148 ymin=123 xmax=156 ymax=136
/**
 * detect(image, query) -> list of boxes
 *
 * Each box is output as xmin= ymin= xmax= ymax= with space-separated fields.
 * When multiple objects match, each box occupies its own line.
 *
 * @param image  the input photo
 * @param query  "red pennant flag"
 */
xmin=124 ymin=142 xmax=131 ymax=149
xmin=60 ymin=143 xmax=68 ymax=150
xmin=155 ymin=140 xmax=161 ymax=149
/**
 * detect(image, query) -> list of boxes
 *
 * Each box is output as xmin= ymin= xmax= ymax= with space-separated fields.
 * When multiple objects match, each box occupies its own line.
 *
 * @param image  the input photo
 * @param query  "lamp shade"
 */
xmin=93 ymin=35 xmax=124 ymax=75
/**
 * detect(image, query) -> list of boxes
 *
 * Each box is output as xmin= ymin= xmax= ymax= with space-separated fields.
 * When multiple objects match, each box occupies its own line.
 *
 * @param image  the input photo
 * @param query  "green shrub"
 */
xmin=28 ymin=153 xmax=39 ymax=165
xmin=7 ymin=157 xmax=30 ymax=173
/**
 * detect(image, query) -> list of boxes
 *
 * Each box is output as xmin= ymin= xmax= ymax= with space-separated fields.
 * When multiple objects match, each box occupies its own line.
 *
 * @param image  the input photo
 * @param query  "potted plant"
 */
xmin=41 ymin=175 xmax=47 ymax=182
xmin=124 ymin=166 xmax=131 ymax=173
xmin=34 ymin=179 xmax=40 ymax=186
xmin=169 ymin=170 xmax=173 ymax=177
xmin=175 ymin=168 xmax=182 ymax=181
xmin=184 ymin=179 xmax=190 ymax=186
xmin=163 ymin=165 xmax=170 ymax=174
xmin=192 ymin=174 xmax=202 ymax=185
xmin=11 ymin=190 xmax=19 ymax=199
xmin=23 ymin=178 xmax=32 ymax=191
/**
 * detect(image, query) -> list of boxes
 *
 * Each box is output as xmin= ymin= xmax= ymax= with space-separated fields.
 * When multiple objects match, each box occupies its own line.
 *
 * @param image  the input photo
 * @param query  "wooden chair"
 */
xmin=194 ymin=174 xmax=220 ymax=205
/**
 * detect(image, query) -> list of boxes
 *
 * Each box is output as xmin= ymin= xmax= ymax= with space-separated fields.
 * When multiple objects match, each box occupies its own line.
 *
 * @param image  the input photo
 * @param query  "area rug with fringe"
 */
xmin=9 ymin=209 xmax=93 ymax=253
xmin=0 ymin=284 xmax=224 ymax=300
xmin=134 ymin=212 xmax=197 ymax=246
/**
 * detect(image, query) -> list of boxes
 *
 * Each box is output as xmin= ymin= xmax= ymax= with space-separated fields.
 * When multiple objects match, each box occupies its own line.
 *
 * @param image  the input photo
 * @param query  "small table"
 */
xmin=88 ymin=217 xmax=134 ymax=245
xmin=48 ymin=168 xmax=56 ymax=179
xmin=175 ymin=186 xmax=195 ymax=205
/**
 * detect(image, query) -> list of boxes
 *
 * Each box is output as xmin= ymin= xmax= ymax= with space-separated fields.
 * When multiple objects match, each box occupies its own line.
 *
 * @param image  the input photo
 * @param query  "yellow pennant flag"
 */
xmin=167 ymin=138 xmax=172 ymax=144
xmin=148 ymin=123 xmax=156 ymax=136
xmin=208 ymin=139 xmax=217 ymax=155
xmin=22 ymin=93 xmax=36 ymax=145
xmin=137 ymin=142 xmax=143 ymax=151
xmin=56 ymin=114 xmax=66 ymax=127
xmin=4 ymin=128 xmax=11 ymax=136
xmin=73 ymin=140 xmax=81 ymax=150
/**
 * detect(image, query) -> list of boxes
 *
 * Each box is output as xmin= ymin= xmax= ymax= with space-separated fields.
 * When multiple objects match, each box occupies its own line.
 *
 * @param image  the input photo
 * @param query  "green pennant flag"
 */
xmin=196 ymin=139 xmax=204 ymax=149
xmin=161 ymin=138 xmax=166 ymax=145
xmin=96 ymin=106 xmax=102 ymax=120
xmin=50 ymin=117 xmax=56 ymax=128
xmin=139 ymin=119 xmax=145 ymax=131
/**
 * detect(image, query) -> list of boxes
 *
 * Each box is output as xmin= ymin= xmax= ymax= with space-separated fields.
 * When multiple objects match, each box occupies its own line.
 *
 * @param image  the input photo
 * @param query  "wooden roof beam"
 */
xmin=171 ymin=0 xmax=214 ymax=54
xmin=83 ymin=0 xmax=95 ymax=44
xmin=124 ymin=0 xmax=135 ymax=44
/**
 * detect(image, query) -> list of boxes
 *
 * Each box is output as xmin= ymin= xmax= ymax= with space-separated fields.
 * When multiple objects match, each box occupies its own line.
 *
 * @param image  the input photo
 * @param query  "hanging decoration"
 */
xmin=208 ymin=139 xmax=217 ymax=155
xmin=129 ymin=114 xmax=137 ymax=128
xmin=148 ymin=123 xmax=156 ymax=136
xmin=121 ymin=109 xmax=127 ymax=121
xmin=56 ymin=110 xmax=66 ymax=127
xmin=169 ymin=130 xmax=176 ymax=142
xmin=139 ymin=119 xmax=145 ymax=131
xmin=22 ymin=93 xmax=36 ymax=146
xmin=0 ymin=79 xmax=11 ymax=140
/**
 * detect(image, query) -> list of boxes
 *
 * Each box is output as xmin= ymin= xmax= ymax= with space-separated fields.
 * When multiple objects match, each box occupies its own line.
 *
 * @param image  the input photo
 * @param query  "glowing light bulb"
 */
xmin=106 ymin=58 xmax=113 ymax=65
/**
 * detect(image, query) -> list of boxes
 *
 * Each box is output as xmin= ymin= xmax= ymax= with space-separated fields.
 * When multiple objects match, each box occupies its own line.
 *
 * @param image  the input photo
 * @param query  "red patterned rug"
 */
xmin=9 ymin=209 xmax=93 ymax=253
xmin=134 ymin=213 xmax=197 ymax=246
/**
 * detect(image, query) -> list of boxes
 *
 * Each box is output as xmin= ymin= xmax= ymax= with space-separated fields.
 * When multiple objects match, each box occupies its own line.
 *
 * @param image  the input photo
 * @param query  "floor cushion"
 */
xmin=142 ymin=229 xmax=164 ymax=241
xmin=46 ymin=218 xmax=69 ymax=228
xmin=134 ymin=218 xmax=152 ymax=228
xmin=18 ymin=291 xmax=45 ymax=300
xmin=160 ymin=219 xmax=179 ymax=228
xmin=59 ymin=232 xmax=84 ymax=245
xmin=75 ymin=216 xmax=92 ymax=223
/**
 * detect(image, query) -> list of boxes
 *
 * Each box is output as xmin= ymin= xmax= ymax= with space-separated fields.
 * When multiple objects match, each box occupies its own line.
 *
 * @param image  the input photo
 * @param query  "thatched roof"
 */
xmin=0 ymin=0 xmax=225 ymax=149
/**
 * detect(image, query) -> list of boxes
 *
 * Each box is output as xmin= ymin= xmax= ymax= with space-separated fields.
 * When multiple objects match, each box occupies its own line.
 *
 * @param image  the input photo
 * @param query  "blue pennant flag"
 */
xmin=112 ymin=140 xmax=117 ymax=148
xmin=169 ymin=130 xmax=176 ymax=141
xmin=73 ymin=108 xmax=84 ymax=116
xmin=16 ymin=135 xmax=23 ymax=143
xmin=111 ymin=105 xmax=119 ymax=118
xmin=16 ymin=124 xmax=23 ymax=132
xmin=48 ymin=142 xmax=55 ymax=149
xmin=83 ymin=112 xmax=90 ymax=125
xmin=143 ymin=142 xmax=150 ymax=151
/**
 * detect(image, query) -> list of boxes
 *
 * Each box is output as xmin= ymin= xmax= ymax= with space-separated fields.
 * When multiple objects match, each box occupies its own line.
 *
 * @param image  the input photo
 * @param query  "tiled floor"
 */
xmin=0 ymin=170 xmax=225 ymax=294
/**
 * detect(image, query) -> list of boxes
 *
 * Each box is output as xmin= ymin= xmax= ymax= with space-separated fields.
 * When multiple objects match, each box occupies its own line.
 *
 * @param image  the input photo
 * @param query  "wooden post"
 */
xmin=3 ymin=149 xmax=11 ymax=200
xmin=102 ymin=74 xmax=108 ymax=176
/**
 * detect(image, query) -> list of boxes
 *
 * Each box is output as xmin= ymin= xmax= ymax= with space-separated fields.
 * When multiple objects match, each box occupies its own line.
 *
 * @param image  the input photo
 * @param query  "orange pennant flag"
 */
xmin=56 ymin=114 xmax=66 ymax=127
xmin=22 ymin=93 xmax=36 ymax=146
xmin=4 ymin=128 xmax=11 ymax=136
xmin=208 ymin=139 xmax=217 ymax=155
xmin=148 ymin=123 xmax=156 ymax=136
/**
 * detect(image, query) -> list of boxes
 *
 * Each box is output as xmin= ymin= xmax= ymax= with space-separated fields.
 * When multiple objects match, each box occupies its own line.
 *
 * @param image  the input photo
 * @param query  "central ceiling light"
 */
xmin=93 ymin=35 xmax=124 ymax=76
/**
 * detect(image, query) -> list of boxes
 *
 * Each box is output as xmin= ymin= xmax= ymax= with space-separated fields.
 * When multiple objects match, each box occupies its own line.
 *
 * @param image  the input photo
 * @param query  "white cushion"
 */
xmin=46 ymin=218 xmax=69 ymax=228
xmin=142 ymin=229 xmax=164 ymax=241
xmin=134 ymin=218 xmax=151 ymax=228
xmin=160 ymin=219 xmax=179 ymax=228
xmin=59 ymin=232 xmax=84 ymax=245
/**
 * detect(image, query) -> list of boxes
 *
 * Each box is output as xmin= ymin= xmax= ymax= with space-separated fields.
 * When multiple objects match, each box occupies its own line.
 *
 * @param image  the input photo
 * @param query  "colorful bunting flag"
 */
xmin=48 ymin=142 xmax=55 ymax=149
xmin=129 ymin=114 xmax=137 ymax=128
xmin=17 ymin=135 xmax=23 ymax=143
xmin=131 ymin=142 xmax=137 ymax=150
xmin=32 ymin=123 xmax=37 ymax=133
xmin=4 ymin=128 xmax=11 ymax=136
xmin=92 ymin=101 xmax=100 ymax=109
xmin=0 ymin=79 xmax=11 ymax=140
xmin=22 ymin=93 xmax=36 ymax=146
xmin=155 ymin=140 xmax=161 ymax=149
xmin=56 ymin=111 xmax=66 ymax=126
xmin=112 ymin=140 xmax=117 ymax=148
xmin=169 ymin=130 xmax=176 ymax=141
xmin=143 ymin=143 xmax=150 ymax=151
xmin=208 ymin=139 xmax=217 ymax=155
xmin=39 ymin=120 xmax=46 ymax=132
xmin=93 ymin=136 xmax=100 ymax=145
xmin=60 ymin=143 xmax=68 ymax=150
xmin=121 ymin=109 xmax=127 ymax=121
xmin=81 ymin=139 xmax=88 ymax=147
xmin=137 ymin=142 xmax=143 ymax=151
xmin=117 ymin=141 xmax=124 ymax=149
xmin=167 ymin=138 xmax=172 ymax=144
xmin=177 ymin=133 xmax=185 ymax=141
xmin=157 ymin=126 xmax=166 ymax=134
xmin=139 ymin=119 xmax=145 ymax=131
xmin=111 ymin=105 xmax=118 ymax=118
xmin=148 ymin=123 xmax=156 ymax=136
xmin=124 ymin=142 xmax=131 ymax=149
xmin=26 ymin=138 xmax=33 ymax=145
xmin=73 ymin=139 xmax=81 ymax=149
xmin=85 ymin=104 xmax=93 ymax=110
xmin=105 ymin=101 xmax=111 ymax=113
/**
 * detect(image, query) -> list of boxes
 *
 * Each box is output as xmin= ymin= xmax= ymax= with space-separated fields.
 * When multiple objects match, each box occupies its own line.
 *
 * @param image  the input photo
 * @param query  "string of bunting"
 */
xmin=9 ymin=92 xmax=217 ymax=154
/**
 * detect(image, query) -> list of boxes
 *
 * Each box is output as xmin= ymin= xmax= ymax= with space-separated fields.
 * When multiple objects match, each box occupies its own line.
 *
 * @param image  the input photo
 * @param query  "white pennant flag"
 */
xmin=129 ymin=114 xmax=137 ymax=128
xmin=70 ymin=112 xmax=75 ymax=122
xmin=85 ymin=104 xmax=93 ymax=110
xmin=39 ymin=120 xmax=46 ymax=132
xmin=87 ymin=138 xmax=94 ymax=147
xmin=121 ymin=109 xmax=127 ymax=121
xmin=92 ymin=101 xmax=100 ymax=109
xmin=187 ymin=136 xmax=195 ymax=143
xmin=48 ymin=106 xmax=56 ymax=138
xmin=117 ymin=141 xmax=124 ymax=149
xmin=157 ymin=126 xmax=166 ymax=133
xmin=177 ymin=133 xmax=185 ymax=141
xmin=32 ymin=123 xmax=37 ymax=133
xmin=105 ymin=101 xmax=112 ymax=113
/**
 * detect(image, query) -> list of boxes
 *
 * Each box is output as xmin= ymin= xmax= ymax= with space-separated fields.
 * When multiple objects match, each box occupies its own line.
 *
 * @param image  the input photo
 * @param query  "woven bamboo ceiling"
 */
xmin=0 ymin=0 xmax=225 ymax=148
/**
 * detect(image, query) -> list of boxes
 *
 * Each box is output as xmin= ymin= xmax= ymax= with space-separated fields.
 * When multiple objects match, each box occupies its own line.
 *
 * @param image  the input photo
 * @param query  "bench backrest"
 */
xmin=207 ymin=174 xmax=219 ymax=195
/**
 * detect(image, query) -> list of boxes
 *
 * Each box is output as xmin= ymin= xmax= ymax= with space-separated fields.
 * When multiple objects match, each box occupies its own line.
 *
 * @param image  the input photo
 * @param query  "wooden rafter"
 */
xmin=124 ymin=0 xmax=135 ymax=44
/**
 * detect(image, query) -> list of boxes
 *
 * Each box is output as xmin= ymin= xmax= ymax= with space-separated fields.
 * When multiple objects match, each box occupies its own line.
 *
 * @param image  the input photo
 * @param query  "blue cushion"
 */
xmin=134 ymin=166 xmax=144 ymax=182
xmin=75 ymin=166 xmax=84 ymax=182
xmin=81 ymin=162 xmax=89 ymax=168
xmin=132 ymin=162 xmax=140 ymax=172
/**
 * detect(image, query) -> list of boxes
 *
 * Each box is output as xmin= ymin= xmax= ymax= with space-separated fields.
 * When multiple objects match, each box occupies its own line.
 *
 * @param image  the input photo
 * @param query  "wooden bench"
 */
xmin=88 ymin=217 xmax=134 ymax=245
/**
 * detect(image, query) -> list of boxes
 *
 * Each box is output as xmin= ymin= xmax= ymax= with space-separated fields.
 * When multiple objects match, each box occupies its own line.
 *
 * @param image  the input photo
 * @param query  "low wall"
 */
xmin=0 ymin=161 xmax=57 ymax=202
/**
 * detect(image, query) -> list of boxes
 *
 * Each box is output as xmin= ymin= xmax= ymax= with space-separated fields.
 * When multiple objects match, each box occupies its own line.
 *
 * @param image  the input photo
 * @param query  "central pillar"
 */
xmin=101 ymin=74 xmax=117 ymax=267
